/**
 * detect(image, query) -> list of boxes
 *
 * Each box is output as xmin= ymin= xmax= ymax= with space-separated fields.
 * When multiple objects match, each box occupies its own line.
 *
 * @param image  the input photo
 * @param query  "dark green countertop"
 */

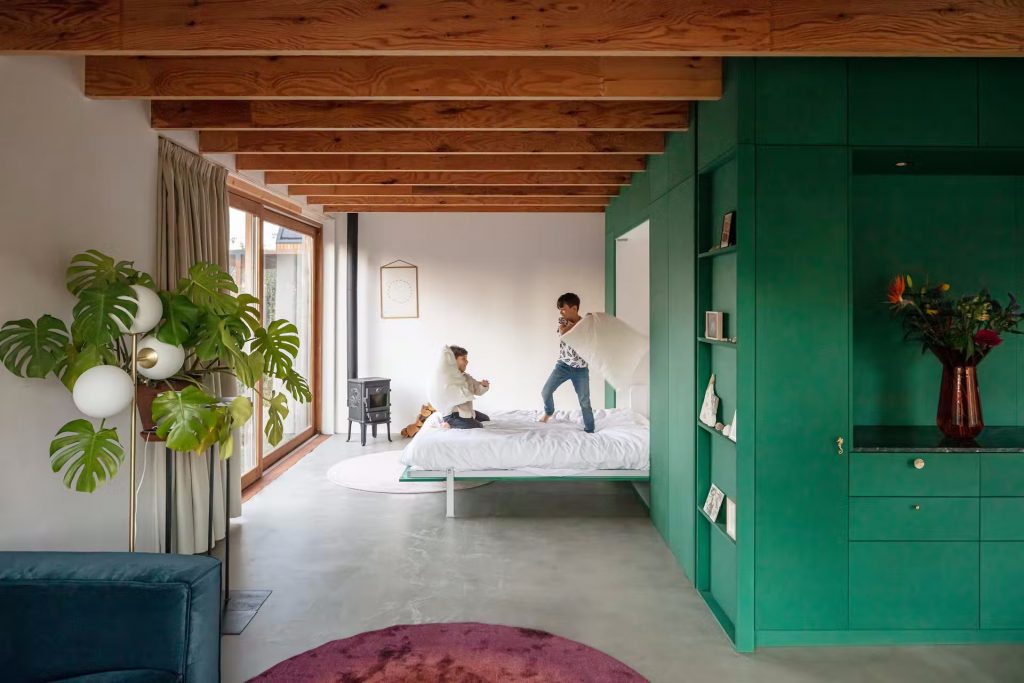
xmin=853 ymin=425 xmax=1024 ymax=453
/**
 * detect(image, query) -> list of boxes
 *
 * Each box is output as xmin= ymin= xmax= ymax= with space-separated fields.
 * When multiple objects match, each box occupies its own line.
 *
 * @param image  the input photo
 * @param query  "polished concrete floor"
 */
xmin=221 ymin=436 xmax=1024 ymax=682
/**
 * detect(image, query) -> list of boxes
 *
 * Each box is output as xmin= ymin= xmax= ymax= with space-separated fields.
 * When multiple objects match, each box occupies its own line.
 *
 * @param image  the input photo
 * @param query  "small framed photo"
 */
xmin=725 ymin=497 xmax=737 ymax=540
xmin=719 ymin=211 xmax=736 ymax=249
xmin=703 ymin=484 xmax=725 ymax=523
xmin=705 ymin=311 xmax=725 ymax=341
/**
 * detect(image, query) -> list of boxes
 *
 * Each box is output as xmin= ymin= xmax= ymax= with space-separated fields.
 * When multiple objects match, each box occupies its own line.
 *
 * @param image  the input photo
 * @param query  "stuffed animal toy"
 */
xmin=401 ymin=403 xmax=436 ymax=438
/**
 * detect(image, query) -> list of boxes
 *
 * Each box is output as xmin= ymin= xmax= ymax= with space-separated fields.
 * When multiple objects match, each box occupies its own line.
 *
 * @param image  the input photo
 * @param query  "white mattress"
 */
xmin=400 ymin=408 xmax=650 ymax=475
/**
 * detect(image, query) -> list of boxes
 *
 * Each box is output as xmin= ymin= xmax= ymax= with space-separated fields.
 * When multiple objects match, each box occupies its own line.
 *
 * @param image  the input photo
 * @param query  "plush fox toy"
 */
xmin=401 ymin=403 xmax=436 ymax=438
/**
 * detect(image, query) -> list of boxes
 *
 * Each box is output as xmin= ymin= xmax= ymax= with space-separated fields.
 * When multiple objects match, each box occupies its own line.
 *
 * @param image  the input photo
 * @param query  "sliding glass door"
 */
xmin=229 ymin=194 xmax=320 ymax=488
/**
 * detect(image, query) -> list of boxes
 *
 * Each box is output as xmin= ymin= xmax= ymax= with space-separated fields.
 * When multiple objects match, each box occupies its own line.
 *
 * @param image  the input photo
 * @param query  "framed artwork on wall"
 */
xmin=719 ymin=211 xmax=736 ymax=248
xmin=380 ymin=259 xmax=419 ymax=319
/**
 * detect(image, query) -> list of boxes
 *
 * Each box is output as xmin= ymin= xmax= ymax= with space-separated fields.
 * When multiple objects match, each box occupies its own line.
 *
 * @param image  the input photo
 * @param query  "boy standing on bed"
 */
xmin=539 ymin=293 xmax=595 ymax=433
xmin=442 ymin=345 xmax=492 ymax=429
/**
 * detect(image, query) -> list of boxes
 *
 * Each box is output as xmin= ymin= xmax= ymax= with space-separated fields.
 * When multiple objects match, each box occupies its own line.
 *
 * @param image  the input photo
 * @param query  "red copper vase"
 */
xmin=935 ymin=356 xmax=983 ymax=440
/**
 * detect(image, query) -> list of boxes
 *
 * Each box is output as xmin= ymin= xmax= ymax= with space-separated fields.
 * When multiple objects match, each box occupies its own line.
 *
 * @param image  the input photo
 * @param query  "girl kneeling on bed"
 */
xmin=442 ymin=345 xmax=491 ymax=429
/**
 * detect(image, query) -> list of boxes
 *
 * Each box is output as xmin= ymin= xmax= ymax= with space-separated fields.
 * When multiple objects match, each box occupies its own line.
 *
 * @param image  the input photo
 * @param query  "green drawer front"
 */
xmin=982 ymin=542 xmax=1024 ymax=628
xmin=980 ymin=454 xmax=1024 ymax=496
xmin=850 ymin=542 xmax=979 ymax=629
xmin=850 ymin=498 xmax=978 ymax=541
xmin=981 ymin=498 xmax=1024 ymax=540
xmin=850 ymin=453 xmax=979 ymax=497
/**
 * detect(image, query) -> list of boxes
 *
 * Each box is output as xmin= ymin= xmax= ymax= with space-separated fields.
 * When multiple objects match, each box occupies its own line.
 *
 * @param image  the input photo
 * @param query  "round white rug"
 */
xmin=326 ymin=450 xmax=489 ymax=494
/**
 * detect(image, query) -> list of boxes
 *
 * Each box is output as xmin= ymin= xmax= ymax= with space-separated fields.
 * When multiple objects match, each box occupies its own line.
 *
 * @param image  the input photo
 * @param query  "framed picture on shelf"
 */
xmin=705 ymin=311 xmax=725 ymax=341
xmin=719 ymin=211 xmax=736 ymax=248
xmin=703 ymin=484 xmax=726 ymax=523
xmin=725 ymin=497 xmax=737 ymax=540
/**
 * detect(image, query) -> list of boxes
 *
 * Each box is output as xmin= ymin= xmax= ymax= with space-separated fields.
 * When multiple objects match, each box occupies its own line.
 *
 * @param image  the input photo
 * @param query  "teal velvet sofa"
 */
xmin=0 ymin=552 xmax=221 ymax=682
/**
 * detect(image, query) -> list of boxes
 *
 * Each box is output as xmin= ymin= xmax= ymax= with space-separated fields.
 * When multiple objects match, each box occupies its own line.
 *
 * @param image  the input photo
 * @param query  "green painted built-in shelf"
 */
xmin=698 ymin=421 xmax=737 ymax=444
xmin=699 ymin=590 xmax=737 ymax=643
xmin=697 ymin=505 xmax=736 ymax=545
xmin=698 ymin=245 xmax=738 ymax=259
xmin=698 ymin=337 xmax=737 ymax=348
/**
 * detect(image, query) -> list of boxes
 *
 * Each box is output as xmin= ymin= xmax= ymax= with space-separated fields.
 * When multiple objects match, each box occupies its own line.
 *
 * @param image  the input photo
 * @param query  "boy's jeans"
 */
xmin=541 ymin=362 xmax=595 ymax=433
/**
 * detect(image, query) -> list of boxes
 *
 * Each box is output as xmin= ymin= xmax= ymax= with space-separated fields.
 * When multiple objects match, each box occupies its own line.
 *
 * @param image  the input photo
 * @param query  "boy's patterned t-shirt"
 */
xmin=557 ymin=317 xmax=588 ymax=368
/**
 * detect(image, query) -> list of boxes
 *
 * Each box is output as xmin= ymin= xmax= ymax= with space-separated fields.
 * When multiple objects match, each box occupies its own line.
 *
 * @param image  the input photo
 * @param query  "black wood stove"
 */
xmin=347 ymin=377 xmax=392 ymax=446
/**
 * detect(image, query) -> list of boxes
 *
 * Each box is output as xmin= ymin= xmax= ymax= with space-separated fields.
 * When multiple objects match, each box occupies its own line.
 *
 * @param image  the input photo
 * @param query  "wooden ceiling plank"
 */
xmin=322 ymin=207 xmax=606 ymax=213
xmin=235 ymin=154 xmax=647 ymax=172
xmin=88 ymin=56 xmax=719 ymax=100
xmin=307 ymin=196 xmax=608 ymax=206
xmin=199 ymin=130 xmax=664 ymax=154
xmin=0 ymin=0 xmax=121 ymax=51
xmin=289 ymin=185 xmax=617 ymax=197
xmin=6 ymin=2 xmax=1022 ymax=55
xmin=769 ymin=0 xmax=1024 ymax=55
xmin=151 ymin=99 xmax=690 ymax=131
xmin=264 ymin=171 xmax=632 ymax=186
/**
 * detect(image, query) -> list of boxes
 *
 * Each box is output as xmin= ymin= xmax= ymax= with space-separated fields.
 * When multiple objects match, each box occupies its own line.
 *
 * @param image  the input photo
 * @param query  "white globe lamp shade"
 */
xmin=115 ymin=285 xmax=163 ymax=335
xmin=137 ymin=335 xmax=185 ymax=381
xmin=72 ymin=365 xmax=134 ymax=419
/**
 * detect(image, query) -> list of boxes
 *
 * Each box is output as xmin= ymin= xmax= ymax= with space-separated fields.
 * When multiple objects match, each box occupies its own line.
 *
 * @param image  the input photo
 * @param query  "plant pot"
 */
xmin=136 ymin=380 xmax=192 ymax=433
xmin=934 ymin=354 xmax=984 ymax=440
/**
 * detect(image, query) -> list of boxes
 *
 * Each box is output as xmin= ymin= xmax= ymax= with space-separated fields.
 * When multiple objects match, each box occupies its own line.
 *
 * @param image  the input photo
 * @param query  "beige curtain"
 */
xmin=152 ymin=137 xmax=241 ymax=555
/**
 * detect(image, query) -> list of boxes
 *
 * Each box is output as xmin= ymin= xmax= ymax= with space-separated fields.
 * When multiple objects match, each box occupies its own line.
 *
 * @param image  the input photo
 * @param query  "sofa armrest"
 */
xmin=0 ymin=552 xmax=221 ymax=683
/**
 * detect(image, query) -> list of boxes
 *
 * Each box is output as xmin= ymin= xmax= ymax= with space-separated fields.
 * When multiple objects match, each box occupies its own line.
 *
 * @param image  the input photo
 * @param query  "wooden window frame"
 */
xmin=229 ymin=188 xmax=323 ymax=490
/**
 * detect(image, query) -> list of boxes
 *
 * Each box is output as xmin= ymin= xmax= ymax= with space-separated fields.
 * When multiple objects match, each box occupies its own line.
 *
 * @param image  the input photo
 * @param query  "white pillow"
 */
xmin=426 ymin=345 xmax=474 ymax=414
xmin=562 ymin=312 xmax=649 ymax=391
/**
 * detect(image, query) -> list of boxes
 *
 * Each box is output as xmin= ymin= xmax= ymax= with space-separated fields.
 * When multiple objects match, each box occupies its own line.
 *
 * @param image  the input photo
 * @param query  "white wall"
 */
xmin=0 ymin=56 xmax=334 ymax=551
xmin=355 ymin=212 xmax=606 ymax=427
xmin=615 ymin=221 xmax=651 ymax=336
xmin=0 ymin=56 xmax=161 ymax=550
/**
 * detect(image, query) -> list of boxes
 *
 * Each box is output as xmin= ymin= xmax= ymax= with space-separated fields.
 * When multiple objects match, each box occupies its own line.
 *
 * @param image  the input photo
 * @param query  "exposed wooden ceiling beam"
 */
xmin=264 ymin=171 xmax=632 ymax=186
xmin=323 ymin=206 xmax=605 ymax=213
xmin=5 ymin=1 xmax=1022 ymax=55
xmin=289 ymin=185 xmax=617 ymax=197
xmin=200 ymin=131 xmax=663 ymax=155
xmin=236 ymin=154 xmax=647 ymax=172
xmin=151 ymin=100 xmax=689 ymax=131
xmin=308 ymin=196 xmax=608 ymax=207
xmin=87 ymin=56 xmax=719 ymax=100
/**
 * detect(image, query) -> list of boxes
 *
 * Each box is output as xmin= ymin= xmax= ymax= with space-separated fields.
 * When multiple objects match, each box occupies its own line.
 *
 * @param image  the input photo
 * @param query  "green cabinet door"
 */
xmin=851 ymin=542 xmax=979 ymax=629
xmin=754 ymin=146 xmax=850 ymax=630
xmin=982 ymin=542 xmax=1024 ymax=628
xmin=666 ymin=179 xmax=698 ymax=581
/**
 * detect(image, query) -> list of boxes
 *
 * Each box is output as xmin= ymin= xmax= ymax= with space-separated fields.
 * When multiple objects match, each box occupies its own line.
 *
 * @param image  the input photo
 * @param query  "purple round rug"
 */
xmin=248 ymin=622 xmax=647 ymax=682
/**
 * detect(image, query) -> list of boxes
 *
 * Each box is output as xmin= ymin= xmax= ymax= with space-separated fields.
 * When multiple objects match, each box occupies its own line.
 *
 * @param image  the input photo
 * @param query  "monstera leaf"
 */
xmin=71 ymin=283 xmax=137 ymax=346
xmin=152 ymin=385 xmax=219 ymax=453
xmin=252 ymin=319 xmax=300 ymax=377
xmin=179 ymin=262 xmax=238 ymax=315
xmin=231 ymin=350 xmax=265 ymax=390
xmin=264 ymin=392 xmax=289 ymax=446
xmin=155 ymin=292 xmax=200 ymax=345
xmin=236 ymin=293 xmax=262 ymax=336
xmin=66 ymin=250 xmax=138 ymax=295
xmin=49 ymin=419 xmax=124 ymax=493
xmin=0 ymin=315 xmax=69 ymax=378
xmin=215 ymin=396 xmax=254 ymax=460
xmin=57 ymin=343 xmax=107 ymax=390
xmin=281 ymin=369 xmax=312 ymax=404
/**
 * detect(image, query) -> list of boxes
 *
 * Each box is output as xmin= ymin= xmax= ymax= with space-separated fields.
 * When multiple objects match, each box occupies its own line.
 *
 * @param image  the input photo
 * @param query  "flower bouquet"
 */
xmin=887 ymin=275 xmax=1022 ymax=439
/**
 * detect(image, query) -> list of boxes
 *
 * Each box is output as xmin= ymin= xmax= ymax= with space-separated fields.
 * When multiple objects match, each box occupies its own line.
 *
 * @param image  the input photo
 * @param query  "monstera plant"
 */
xmin=0 ymin=250 xmax=311 ymax=492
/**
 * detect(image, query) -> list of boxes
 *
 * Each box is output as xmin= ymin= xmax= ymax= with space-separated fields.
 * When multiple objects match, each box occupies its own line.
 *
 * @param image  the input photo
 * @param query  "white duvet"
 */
xmin=400 ymin=408 xmax=650 ymax=474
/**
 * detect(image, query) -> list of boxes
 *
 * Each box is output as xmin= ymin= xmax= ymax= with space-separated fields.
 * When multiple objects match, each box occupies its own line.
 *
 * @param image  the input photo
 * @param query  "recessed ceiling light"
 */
xmin=895 ymin=161 xmax=909 ymax=168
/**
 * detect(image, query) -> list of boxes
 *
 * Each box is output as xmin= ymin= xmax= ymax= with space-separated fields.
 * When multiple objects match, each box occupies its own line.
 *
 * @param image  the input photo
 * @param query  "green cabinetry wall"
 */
xmin=606 ymin=57 xmax=1024 ymax=652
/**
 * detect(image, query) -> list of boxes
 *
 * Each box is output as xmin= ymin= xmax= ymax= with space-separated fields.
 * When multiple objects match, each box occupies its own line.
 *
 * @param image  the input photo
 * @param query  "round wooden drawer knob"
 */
xmin=912 ymin=504 xmax=921 ymax=511
xmin=913 ymin=458 xmax=926 ymax=470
